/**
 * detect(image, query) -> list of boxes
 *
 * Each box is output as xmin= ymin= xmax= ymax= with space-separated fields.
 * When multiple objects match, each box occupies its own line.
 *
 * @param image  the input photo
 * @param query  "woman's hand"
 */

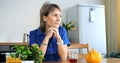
xmin=52 ymin=28 xmax=61 ymax=39
xmin=46 ymin=27 xmax=61 ymax=41
xmin=46 ymin=27 xmax=55 ymax=39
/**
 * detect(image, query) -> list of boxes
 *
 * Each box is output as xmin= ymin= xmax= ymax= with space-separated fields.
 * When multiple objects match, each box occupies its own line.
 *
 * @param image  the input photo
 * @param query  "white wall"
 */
xmin=0 ymin=0 xmax=104 ymax=42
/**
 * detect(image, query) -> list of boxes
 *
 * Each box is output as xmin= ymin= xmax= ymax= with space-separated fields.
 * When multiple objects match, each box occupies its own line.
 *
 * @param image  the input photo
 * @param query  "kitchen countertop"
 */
xmin=0 ymin=42 xmax=28 ymax=46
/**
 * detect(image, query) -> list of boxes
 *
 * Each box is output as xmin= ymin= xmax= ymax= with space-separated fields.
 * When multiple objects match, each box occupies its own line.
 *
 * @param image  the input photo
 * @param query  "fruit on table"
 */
xmin=86 ymin=49 xmax=102 ymax=63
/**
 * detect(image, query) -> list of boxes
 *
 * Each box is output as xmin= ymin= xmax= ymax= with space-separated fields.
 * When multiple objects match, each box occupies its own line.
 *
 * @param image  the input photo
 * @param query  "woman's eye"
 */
xmin=53 ymin=14 xmax=61 ymax=17
xmin=54 ymin=14 xmax=57 ymax=17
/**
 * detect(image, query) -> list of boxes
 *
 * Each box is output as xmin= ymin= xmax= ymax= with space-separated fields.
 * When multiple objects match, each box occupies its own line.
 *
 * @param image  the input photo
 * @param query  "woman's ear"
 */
xmin=43 ymin=16 xmax=47 ymax=22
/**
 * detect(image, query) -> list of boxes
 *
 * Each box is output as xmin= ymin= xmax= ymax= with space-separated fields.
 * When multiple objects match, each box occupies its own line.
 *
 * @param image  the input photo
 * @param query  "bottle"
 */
xmin=23 ymin=33 xmax=29 ymax=43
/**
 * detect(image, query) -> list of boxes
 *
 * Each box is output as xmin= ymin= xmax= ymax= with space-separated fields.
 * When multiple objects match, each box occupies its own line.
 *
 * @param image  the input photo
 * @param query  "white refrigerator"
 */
xmin=67 ymin=4 xmax=107 ymax=56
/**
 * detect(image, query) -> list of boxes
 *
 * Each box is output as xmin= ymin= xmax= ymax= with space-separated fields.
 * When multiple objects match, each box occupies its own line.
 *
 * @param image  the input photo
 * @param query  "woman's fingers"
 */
xmin=47 ymin=27 xmax=60 ymax=38
xmin=46 ymin=28 xmax=54 ymax=38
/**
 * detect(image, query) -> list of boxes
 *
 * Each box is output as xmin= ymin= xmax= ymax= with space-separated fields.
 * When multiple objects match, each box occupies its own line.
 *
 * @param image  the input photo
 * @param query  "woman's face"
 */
xmin=44 ymin=8 xmax=61 ymax=28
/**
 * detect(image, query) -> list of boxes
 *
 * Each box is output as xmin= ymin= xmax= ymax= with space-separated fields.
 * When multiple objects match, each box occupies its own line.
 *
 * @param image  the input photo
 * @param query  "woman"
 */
xmin=29 ymin=2 xmax=70 ymax=61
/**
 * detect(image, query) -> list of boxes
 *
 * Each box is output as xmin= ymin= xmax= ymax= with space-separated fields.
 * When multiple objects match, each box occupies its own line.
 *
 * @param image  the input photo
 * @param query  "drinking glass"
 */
xmin=68 ymin=51 xmax=78 ymax=63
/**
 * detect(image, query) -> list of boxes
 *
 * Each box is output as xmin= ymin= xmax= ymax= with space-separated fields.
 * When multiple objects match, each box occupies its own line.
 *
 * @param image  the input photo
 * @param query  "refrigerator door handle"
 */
xmin=89 ymin=8 xmax=95 ymax=23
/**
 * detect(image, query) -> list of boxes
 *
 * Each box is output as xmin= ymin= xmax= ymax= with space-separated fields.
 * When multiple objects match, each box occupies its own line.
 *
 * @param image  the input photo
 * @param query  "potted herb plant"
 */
xmin=9 ymin=44 xmax=44 ymax=63
xmin=62 ymin=21 xmax=77 ymax=33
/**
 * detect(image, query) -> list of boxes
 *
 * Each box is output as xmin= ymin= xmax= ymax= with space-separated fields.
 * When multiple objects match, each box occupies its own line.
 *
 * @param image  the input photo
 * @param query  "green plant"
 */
xmin=62 ymin=21 xmax=77 ymax=33
xmin=10 ymin=44 xmax=44 ymax=63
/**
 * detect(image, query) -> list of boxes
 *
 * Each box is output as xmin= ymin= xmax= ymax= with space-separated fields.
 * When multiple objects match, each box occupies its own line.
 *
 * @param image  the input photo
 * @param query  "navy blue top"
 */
xmin=29 ymin=26 xmax=70 ymax=61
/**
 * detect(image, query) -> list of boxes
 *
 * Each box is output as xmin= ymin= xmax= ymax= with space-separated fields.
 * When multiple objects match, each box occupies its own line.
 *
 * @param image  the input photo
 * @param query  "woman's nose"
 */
xmin=57 ymin=16 xmax=61 ymax=21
